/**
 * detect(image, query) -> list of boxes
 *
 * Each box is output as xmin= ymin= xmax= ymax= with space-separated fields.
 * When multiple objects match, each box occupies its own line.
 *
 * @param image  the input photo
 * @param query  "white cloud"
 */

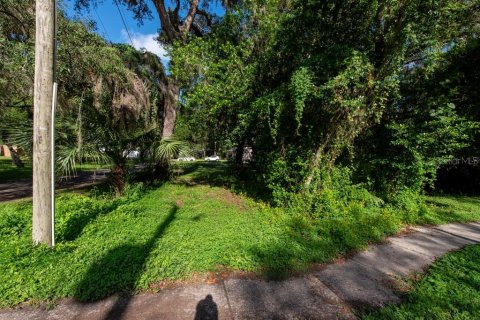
xmin=121 ymin=30 xmax=170 ymax=65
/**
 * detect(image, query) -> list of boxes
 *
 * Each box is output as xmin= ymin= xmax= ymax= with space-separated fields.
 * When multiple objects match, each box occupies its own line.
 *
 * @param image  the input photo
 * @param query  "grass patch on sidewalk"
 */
xmin=363 ymin=244 xmax=480 ymax=320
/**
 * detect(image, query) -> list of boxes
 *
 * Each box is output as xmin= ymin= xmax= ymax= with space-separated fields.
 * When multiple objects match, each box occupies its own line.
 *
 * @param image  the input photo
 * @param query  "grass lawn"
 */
xmin=423 ymin=195 xmax=480 ymax=224
xmin=0 ymin=156 xmax=32 ymax=182
xmin=0 ymin=162 xmax=479 ymax=307
xmin=363 ymin=244 xmax=480 ymax=319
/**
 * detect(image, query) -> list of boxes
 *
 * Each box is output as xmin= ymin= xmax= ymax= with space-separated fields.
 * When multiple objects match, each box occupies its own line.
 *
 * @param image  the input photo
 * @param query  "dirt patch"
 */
xmin=206 ymin=188 xmax=249 ymax=211
xmin=175 ymin=199 xmax=183 ymax=207
xmin=395 ymin=226 xmax=420 ymax=236
xmin=146 ymin=267 xmax=259 ymax=292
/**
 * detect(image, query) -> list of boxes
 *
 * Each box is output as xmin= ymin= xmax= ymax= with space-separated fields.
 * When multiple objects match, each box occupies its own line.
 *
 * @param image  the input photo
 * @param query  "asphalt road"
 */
xmin=0 ymin=169 xmax=110 ymax=202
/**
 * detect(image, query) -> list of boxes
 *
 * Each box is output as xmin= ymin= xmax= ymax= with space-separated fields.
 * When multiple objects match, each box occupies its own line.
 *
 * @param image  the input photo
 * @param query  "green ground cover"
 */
xmin=363 ymin=244 xmax=480 ymax=319
xmin=0 ymin=163 xmax=479 ymax=307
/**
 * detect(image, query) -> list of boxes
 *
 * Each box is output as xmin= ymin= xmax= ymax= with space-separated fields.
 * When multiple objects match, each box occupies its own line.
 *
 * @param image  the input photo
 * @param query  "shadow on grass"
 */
xmin=250 ymin=239 xmax=333 ymax=280
xmin=248 ymin=218 xmax=335 ymax=279
xmin=426 ymin=194 xmax=480 ymax=206
xmin=172 ymin=161 xmax=271 ymax=202
xmin=57 ymin=181 xmax=165 ymax=242
xmin=0 ymin=157 xmax=32 ymax=183
xmin=423 ymin=197 xmax=480 ymax=223
xmin=74 ymin=205 xmax=178 ymax=310
xmin=57 ymin=200 xmax=119 ymax=242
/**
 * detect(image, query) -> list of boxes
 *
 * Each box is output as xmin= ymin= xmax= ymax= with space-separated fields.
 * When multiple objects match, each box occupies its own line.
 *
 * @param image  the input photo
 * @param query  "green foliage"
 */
xmin=355 ymin=46 xmax=479 ymax=195
xmin=389 ymin=103 xmax=476 ymax=188
xmin=1 ymin=2 xmax=479 ymax=311
xmin=149 ymin=137 xmax=192 ymax=165
xmin=0 ymin=29 xmax=34 ymax=113
xmin=0 ymin=202 xmax=30 ymax=237
xmin=388 ymin=189 xmax=430 ymax=224
xmin=171 ymin=0 xmax=480 ymax=205
xmin=1 ymin=2 xmax=168 ymax=191
xmin=289 ymin=67 xmax=313 ymax=133
xmin=363 ymin=244 xmax=480 ymax=320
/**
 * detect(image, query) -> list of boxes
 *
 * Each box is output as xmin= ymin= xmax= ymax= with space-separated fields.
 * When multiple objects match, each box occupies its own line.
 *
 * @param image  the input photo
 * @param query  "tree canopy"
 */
xmin=171 ymin=0 xmax=480 ymax=203
xmin=1 ymin=0 xmax=479 ymax=202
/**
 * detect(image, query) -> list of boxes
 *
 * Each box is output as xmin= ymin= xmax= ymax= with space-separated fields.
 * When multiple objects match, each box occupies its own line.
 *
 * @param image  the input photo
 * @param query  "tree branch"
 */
xmin=174 ymin=0 xmax=180 ymax=13
xmin=195 ymin=8 xmax=213 ymax=28
xmin=190 ymin=23 xmax=204 ymax=37
xmin=180 ymin=0 xmax=199 ymax=34
xmin=152 ymin=0 xmax=178 ymax=41
xmin=0 ymin=9 xmax=29 ymax=36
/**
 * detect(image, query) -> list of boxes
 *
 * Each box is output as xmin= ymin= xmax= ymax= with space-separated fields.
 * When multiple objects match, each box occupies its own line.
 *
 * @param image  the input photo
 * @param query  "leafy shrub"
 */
xmin=123 ymin=182 xmax=146 ymax=201
xmin=0 ymin=203 xmax=30 ymax=236
xmin=388 ymin=189 xmax=430 ymax=224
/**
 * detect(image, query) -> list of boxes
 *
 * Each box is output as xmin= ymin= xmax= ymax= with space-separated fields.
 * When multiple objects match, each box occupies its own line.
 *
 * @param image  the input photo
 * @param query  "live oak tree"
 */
xmin=251 ymin=0 xmax=480 ymax=190
xmin=2 ymin=0 xmax=479 ymax=226
xmin=75 ymin=0 xmax=238 ymax=138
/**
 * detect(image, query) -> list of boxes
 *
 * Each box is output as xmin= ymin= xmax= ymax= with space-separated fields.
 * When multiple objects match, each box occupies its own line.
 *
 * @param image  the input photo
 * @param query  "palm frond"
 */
xmin=56 ymin=144 xmax=112 ymax=178
xmin=56 ymin=145 xmax=78 ymax=178
xmin=2 ymin=120 xmax=33 ymax=156
xmin=151 ymin=137 xmax=193 ymax=164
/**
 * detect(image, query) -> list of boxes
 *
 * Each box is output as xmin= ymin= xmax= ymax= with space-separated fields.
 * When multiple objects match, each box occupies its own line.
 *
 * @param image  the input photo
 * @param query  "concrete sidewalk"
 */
xmin=1 ymin=222 xmax=479 ymax=320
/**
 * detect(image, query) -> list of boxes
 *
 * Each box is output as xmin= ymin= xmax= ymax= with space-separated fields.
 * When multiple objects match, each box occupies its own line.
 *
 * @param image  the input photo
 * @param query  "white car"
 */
xmin=204 ymin=155 xmax=220 ymax=161
xmin=125 ymin=150 xmax=140 ymax=159
xmin=177 ymin=157 xmax=196 ymax=162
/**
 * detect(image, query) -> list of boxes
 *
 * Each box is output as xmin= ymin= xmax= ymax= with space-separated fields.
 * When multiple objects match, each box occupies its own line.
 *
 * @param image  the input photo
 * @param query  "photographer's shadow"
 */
xmin=194 ymin=294 xmax=218 ymax=320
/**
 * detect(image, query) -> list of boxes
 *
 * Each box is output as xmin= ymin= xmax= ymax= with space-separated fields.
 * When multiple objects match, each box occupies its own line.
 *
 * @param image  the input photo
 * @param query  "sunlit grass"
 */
xmin=0 ymin=163 xmax=478 ymax=307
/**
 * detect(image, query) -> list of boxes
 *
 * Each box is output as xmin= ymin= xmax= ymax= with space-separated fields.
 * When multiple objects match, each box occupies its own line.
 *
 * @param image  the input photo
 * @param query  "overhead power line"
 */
xmin=93 ymin=5 xmax=112 ymax=43
xmin=113 ymin=0 xmax=134 ymax=47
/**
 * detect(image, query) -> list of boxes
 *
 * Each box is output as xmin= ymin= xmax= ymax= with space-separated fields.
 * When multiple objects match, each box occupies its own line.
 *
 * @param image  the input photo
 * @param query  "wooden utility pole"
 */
xmin=32 ymin=0 xmax=55 ymax=246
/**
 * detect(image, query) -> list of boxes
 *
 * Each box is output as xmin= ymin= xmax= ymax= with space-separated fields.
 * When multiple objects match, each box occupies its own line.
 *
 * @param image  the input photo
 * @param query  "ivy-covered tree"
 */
xmin=171 ymin=0 xmax=480 ymax=203
xmin=355 ymin=36 xmax=480 ymax=195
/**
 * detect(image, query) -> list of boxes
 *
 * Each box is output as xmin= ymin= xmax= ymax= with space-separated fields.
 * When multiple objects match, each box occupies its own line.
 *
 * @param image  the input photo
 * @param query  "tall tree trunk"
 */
xmin=162 ymin=81 xmax=179 ymax=139
xmin=304 ymin=150 xmax=321 ymax=188
xmin=7 ymin=144 xmax=24 ymax=168
xmin=76 ymin=100 xmax=83 ymax=165
xmin=32 ymin=0 xmax=54 ymax=246
xmin=153 ymin=161 xmax=169 ymax=180
xmin=304 ymin=142 xmax=327 ymax=188
xmin=111 ymin=159 xmax=126 ymax=197
xmin=235 ymin=140 xmax=245 ymax=168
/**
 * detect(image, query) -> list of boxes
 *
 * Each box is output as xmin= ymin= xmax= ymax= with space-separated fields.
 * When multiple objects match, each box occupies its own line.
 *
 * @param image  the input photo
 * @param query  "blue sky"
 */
xmin=63 ymin=0 xmax=225 ymax=65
